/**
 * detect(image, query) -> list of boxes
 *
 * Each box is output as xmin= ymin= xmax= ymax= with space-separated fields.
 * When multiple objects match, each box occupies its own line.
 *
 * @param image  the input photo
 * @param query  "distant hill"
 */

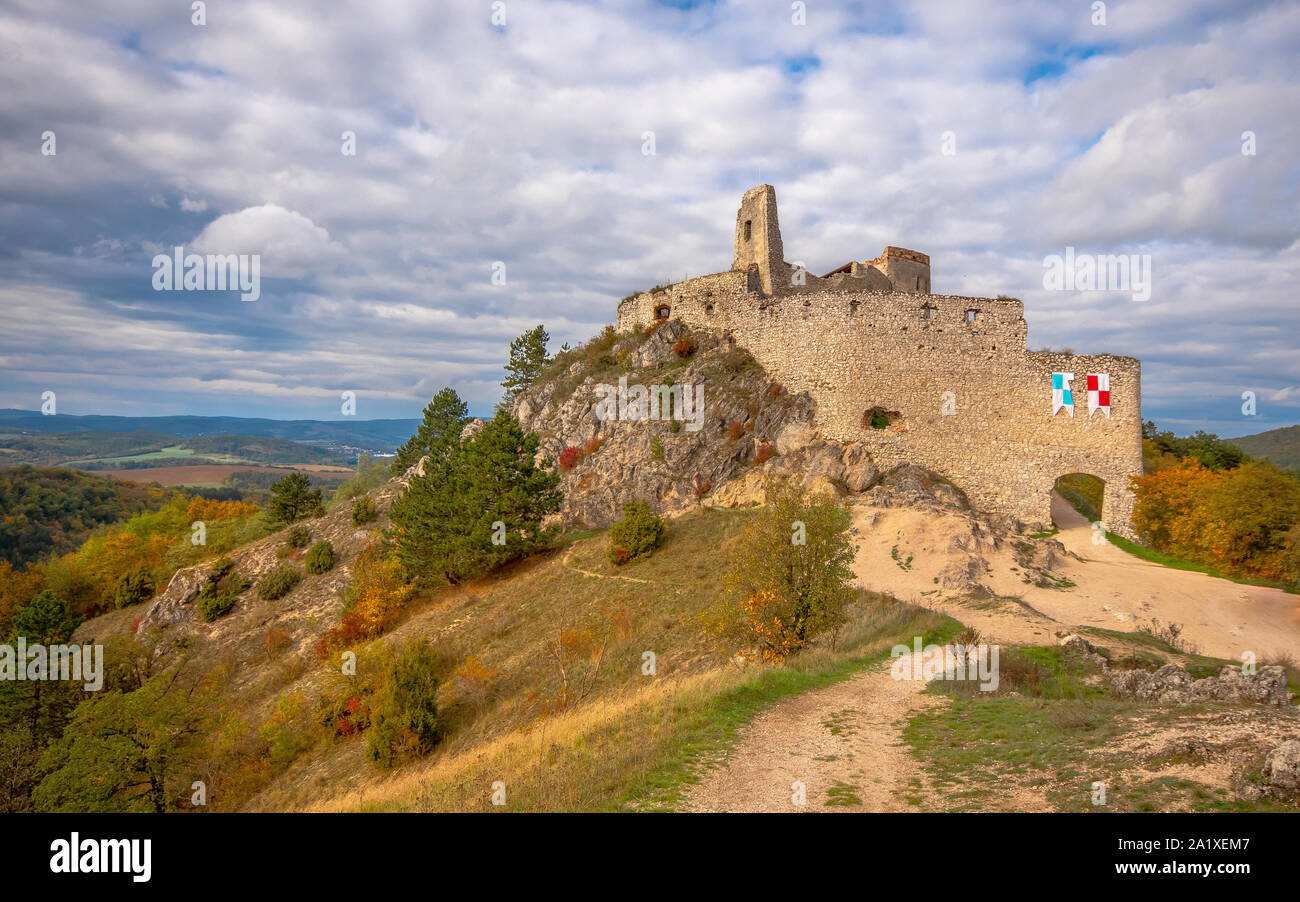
xmin=1230 ymin=425 xmax=1300 ymax=471
xmin=0 ymin=409 xmax=419 ymax=450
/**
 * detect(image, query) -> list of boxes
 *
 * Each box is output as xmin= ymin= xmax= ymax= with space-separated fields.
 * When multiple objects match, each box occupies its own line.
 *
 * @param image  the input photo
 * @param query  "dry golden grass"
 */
xmin=291 ymin=594 xmax=951 ymax=813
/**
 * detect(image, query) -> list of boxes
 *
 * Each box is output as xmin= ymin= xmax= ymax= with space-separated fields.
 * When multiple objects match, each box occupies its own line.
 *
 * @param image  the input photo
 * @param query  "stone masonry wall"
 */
xmin=617 ymin=275 xmax=1143 ymax=538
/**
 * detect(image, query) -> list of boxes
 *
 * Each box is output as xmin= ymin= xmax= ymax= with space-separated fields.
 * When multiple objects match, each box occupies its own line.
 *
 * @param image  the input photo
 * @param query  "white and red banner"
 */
xmin=1086 ymin=373 xmax=1111 ymax=418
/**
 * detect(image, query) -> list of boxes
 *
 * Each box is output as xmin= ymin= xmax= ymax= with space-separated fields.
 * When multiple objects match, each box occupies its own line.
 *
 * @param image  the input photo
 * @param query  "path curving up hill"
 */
xmin=679 ymin=653 xmax=938 ymax=812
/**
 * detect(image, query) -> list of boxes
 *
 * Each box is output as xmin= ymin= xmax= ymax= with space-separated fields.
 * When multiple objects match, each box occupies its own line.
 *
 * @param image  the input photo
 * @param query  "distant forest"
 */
xmin=0 ymin=467 xmax=165 ymax=566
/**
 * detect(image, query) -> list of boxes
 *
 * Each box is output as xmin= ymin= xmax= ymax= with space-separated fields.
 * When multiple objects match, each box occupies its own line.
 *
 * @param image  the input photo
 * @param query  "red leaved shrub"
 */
xmin=558 ymin=446 xmax=581 ymax=470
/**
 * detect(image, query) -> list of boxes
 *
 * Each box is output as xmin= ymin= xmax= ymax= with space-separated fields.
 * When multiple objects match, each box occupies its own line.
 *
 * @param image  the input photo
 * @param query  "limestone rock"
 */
xmin=1262 ymin=740 xmax=1300 ymax=791
xmin=1105 ymin=662 xmax=1293 ymax=706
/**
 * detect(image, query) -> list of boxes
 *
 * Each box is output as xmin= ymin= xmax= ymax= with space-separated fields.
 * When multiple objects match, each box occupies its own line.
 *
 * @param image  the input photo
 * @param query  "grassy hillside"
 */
xmin=60 ymin=497 xmax=952 ymax=813
xmin=1231 ymin=424 xmax=1300 ymax=471
xmin=248 ymin=506 xmax=955 ymax=812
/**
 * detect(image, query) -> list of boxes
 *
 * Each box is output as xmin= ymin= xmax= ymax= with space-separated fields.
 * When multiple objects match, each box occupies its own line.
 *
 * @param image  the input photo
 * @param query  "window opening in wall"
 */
xmin=655 ymin=305 xmax=670 ymax=319
xmin=922 ymin=305 xmax=936 ymax=319
xmin=744 ymin=220 xmax=752 ymax=241
xmin=861 ymin=406 xmax=900 ymax=430
xmin=965 ymin=309 xmax=978 ymax=323
xmin=704 ymin=303 xmax=714 ymax=315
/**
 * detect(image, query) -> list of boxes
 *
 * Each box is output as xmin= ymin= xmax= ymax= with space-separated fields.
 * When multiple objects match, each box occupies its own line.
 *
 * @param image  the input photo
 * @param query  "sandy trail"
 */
xmin=850 ymin=493 xmax=1300 ymax=661
xmin=679 ymin=654 xmax=937 ymax=812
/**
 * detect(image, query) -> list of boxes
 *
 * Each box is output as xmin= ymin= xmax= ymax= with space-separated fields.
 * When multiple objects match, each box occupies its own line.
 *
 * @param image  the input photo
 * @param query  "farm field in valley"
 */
xmin=80 ymin=463 xmax=352 ymax=486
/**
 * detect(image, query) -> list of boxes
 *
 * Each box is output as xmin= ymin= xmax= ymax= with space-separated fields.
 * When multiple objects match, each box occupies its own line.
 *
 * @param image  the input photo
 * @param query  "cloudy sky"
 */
xmin=1 ymin=0 xmax=1297 ymax=436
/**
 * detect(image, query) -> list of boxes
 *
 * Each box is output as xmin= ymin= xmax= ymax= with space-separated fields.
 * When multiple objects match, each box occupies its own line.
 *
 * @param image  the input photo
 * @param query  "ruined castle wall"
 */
xmin=732 ymin=185 xmax=785 ymax=296
xmin=617 ymin=278 xmax=1142 ymax=537
xmin=880 ymin=255 xmax=931 ymax=293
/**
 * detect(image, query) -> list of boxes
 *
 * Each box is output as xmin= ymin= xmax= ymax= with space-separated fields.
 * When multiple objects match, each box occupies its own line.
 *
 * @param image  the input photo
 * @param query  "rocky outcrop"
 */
xmin=1105 ymin=663 xmax=1294 ymax=706
xmin=511 ymin=320 xmax=890 ymax=527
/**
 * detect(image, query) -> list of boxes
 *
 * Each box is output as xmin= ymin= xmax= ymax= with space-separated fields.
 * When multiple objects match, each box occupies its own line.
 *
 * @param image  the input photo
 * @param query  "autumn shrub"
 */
xmin=304 ymin=540 xmax=335 ymax=575
xmin=704 ymin=479 xmax=855 ymax=662
xmin=318 ymin=690 xmax=373 ymax=737
xmin=693 ymin=475 xmax=711 ymax=499
xmin=451 ymin=655 xmax=497 ymax=713
xmin=673 ymin=336 xmax=696 ymax=357
xmin=367 ymin=639 xmax=442 ymax=768
xmin=558 ymin=446 xmax=581 ymax=471
xmin=186 ymin=497 xmax=260 ymax=523
xmin=607 ymin=500 xmax=665 ymax=566
xmin=259 ymin=693 xmax=312 ymax=768
xmin=582 ymin=435 xmax=602 ymax=456
xmin=753 ymin=442 xmax=775 ymax=466
xmin=351 ymin=495 xmax=378 ymax=525
xmin=727 ymin=421 xmax=745 ymax=442
xmin=722 ymin=347 xmax=754 ymax=373
xmin=264 ymin=627 xmax=293 ymax=657
xmin=329 ymin=543 xmax=417 ymax=645
xmin=767 ymin=383 xmax=784 ymax=398
xmin=258 ymin=564 xmax=302 ymax=601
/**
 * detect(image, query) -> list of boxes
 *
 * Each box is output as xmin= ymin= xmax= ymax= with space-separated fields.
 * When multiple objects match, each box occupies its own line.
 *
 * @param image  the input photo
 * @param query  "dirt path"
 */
xmin=849 ymin=493 xmax=1300 ymax=660
xmin=560 ymin=545 xmax=652 ymax=584
xmin=679 ymin=654 xmax=939 ymax=812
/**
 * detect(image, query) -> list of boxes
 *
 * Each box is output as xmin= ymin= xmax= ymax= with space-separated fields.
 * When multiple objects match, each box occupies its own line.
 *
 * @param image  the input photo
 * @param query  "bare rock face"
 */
xmin=460 ymin=418 xmax=485 ymax=442
xmin=862 ymin=464 xmax=970 ymax=514
xmin=1263 ymin=740 xmax=1300 ymax=791
xmin=138 ymin=564 xmax=215 ymax=631
xmin=512 ymin=322 xmax=831 ymax=527
xmin=1105 ymin=663 xmax=1294 ymax=706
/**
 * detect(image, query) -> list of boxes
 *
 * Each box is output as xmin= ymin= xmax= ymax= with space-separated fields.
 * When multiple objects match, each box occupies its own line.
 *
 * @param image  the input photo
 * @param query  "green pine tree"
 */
xmin=268 ymin=472 xmax=322 ymax=524
xmin=390 ymin=410 xmax=562 ymax=584
xmin=392 ymin=387 xmax=471 ymax=475
xmin=500 ymin=324 xmax=551 ymax=407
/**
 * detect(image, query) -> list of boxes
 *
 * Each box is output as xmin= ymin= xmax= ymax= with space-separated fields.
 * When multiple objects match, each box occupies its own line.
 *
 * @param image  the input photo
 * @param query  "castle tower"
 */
xmin=732 ymin=184 xmax=785 ymax=296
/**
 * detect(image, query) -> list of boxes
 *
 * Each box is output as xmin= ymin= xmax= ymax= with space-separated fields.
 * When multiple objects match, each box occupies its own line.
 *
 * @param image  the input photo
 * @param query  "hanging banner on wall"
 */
xmin=1052 ymin=372 xmax=1075 ymax=417
xmin=1087 ymin=373 xmax=1111 ymax=418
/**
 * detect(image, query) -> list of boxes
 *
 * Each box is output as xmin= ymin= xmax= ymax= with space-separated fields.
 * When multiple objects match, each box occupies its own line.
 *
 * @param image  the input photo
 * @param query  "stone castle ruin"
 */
xmin=617 ymin=185 xmax=1143 ymax=538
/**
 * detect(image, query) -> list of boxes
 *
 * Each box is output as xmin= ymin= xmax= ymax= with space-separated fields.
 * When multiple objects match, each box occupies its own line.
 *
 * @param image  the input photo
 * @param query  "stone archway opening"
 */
xmin=1053 ymin=472 xmax=1104 ymax=525
xmin=861 ymin=406 xmax=900 ymax=430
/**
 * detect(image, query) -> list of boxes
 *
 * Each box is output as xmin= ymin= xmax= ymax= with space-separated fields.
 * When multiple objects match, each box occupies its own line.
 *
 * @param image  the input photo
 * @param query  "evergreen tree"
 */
xmin=267 ymin=472 xmax=322 ymax=524
xmin=391 ymin=411 xmax=562 ymax=584
xmin=500 ymin=324 xmax=551 ymax=407
xmin=391 ymin=387 xmax=470 ymax=475
xmin=9 ymin=589 xmax=79 ymax=644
